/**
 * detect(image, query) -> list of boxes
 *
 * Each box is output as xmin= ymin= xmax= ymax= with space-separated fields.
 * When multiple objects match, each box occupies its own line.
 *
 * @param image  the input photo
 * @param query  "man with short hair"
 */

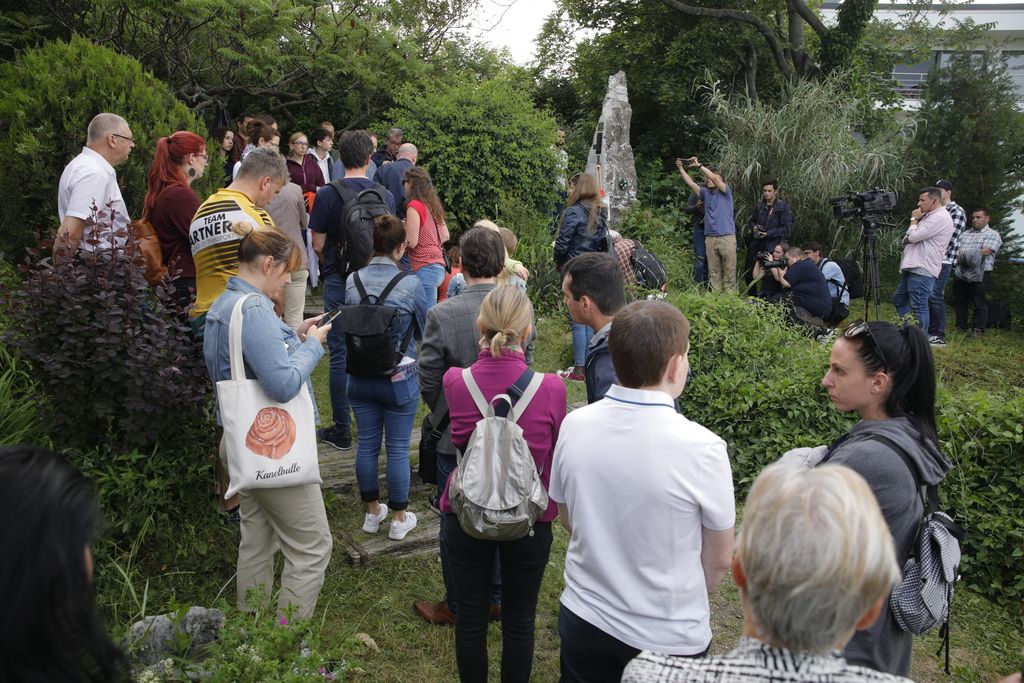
xmin=952 ymin=207 xmax=1002 ymax=336
xmin=375 ymin=143 xmax=417 ymax=218
xmin=55 ymin=113 xmax=136 ymax=262
xmin=319 ymin=121 xmax=340 ymax=164
xmin=550 ymin=300 xmax=735 ymax=683
xmin=893 ymin=187 xmax=955 ymax=332
xmin=675 ymin=157 xmax=737 ymax=291
xmin=561 ymin=253 xmax=627 ymax=404
xmin=413 ymin=226 xmax=531 ymax=625
xmin=371 ymin=127 xmax=403 ymax=167
xmin=622 ymin=462 xmax=909 ymax=683
xmin=189 ymin=148 xmax=286 ymax=330
xmin=803 ymin=241 xmax=850 ymax=324
xmin=768 ymin=246 xmax=833 ymax=326
xmin=743 ymin=179 xmax=792 ymax=288
xmin=310 ymin=131 xmax=396 ymax=450
xmin=927 ymin=179 xmax=968 ymax=346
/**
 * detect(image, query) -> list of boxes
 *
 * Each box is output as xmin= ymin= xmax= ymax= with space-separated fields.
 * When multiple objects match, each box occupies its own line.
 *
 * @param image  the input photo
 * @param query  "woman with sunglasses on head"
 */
xmin=144 ymin=131 xmax=208 ymax=309
xmin=817 ymin=321 xmax=952 ymax=677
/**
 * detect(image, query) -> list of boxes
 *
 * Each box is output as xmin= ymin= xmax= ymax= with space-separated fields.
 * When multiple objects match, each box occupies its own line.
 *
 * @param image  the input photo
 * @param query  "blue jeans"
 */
xmin=893 ymin=271 xmax=936 ymax=332
xmin=570 ymin=320 xmax=593 ymax=368
xmin=437 ymin=451 xmax=502 ymax=612
xmin=693 ymin=226 xmax=708 ymax=284
xmin=323 ymin=275 xmax=351 ymax=436
xmin=928 ymin=262 xmax=953 ymax=339
xmin=349 ymin=365 xmax=419 ymax=510
xmin=413 ymin=263 xmax=446 ymax=331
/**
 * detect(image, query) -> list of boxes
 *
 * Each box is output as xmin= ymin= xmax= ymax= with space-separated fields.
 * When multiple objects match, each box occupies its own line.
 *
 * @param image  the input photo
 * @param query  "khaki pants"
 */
xmin=705 ymin=234 xmax=737 ymax=292
xmin=283 ymin=269 xmax=309 ymax=331
xmin=220 ymin=437 xmax=332 ymax=620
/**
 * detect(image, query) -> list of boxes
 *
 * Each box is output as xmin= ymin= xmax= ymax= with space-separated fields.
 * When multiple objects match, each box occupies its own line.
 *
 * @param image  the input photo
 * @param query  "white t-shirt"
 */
xmin=549 ymin=384 xmax=735 ymax=654
xmin=309 ymin=148 xmax=332 ymax=184
xmin=820 ymin=258 xmax=850 ymax=306
xmin=57 ymin=147 xmax=129 ymax=252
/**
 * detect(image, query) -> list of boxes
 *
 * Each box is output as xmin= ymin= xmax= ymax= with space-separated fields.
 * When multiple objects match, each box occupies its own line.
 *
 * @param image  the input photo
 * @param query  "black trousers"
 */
xmin=444 ymin=515 xmax=552 ymax=683
xmin=558 ymin=605 xmax=709 ymax=683
xmin=953 ymin=272 xmax=990 ymax=331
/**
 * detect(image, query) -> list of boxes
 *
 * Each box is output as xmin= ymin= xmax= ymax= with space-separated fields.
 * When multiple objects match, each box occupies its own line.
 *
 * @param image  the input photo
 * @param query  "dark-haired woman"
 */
xmin=817 ymin=321 xmax=952 ymax=676
xmin=212 ymin=126 xmax=235 ymax=184
xmin=403 ymin=166 xmax=450 ymax=323
xmin=203 ymin=222 xmax=333 ymax=620
xmin=144 ymin=131 xmax=208 ymax=309
xmin=554 ymin=172 xmax=609 ymax=381
xmin=232 ymin=120 xmax=278 ymax=181
xmin=0 ymin=445 xmax=129 ymax=682
xmin=346 ymin=215 xmax=424 ymax=542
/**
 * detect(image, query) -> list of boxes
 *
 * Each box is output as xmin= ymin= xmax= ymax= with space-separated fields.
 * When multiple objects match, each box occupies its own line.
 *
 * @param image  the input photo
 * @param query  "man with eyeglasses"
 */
xmin=55 ymin=113 xmax=135 ymax=263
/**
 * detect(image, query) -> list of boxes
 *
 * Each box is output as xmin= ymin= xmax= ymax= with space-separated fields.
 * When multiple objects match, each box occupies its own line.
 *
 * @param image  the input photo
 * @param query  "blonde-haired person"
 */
xmin=622 ymin=462 xmax=909 ymax=682
xmin=439 ymin=285 xmax=566 ymax=683
xmin=403 ymin=166 xmax=450 ymax=321
xmin=447 ymin=219 xmax=528 ymax=298
xmin=202 ymin=222 xmax=333 ymax=621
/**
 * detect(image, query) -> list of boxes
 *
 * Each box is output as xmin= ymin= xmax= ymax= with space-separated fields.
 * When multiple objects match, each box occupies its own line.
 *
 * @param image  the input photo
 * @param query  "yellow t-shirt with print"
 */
xmin=189 ymin=188 xmax=275 ymax=319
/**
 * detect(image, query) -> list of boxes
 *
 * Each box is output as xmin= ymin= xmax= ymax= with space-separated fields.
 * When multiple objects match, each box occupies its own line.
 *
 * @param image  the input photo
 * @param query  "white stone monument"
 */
xmin=585 ymin=70 xmax=638 ymax=228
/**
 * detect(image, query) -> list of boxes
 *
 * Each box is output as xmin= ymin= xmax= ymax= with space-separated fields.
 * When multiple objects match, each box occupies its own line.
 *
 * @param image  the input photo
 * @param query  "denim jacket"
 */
xmin=203 ymin=276 xmax=324 ymax=425
xmin=554 ymin=202 xmax=609 ymax=267
xmin=345 ymin=256 xmax=423 ymax=358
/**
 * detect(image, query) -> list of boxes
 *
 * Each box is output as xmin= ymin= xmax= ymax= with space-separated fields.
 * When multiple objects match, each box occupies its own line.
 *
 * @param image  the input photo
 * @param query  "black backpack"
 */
xmin=328 ymin=180 xmax=392 ymax=281
xmin=832 ymin=257 xmax=863 ymax=299
xmin=336 ymin=271 xmax=416 ymax=378
xmin=629 ymin=240 xmax=668 ymax=291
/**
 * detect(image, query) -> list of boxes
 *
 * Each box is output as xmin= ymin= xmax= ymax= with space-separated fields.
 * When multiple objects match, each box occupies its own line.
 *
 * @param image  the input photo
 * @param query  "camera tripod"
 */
xmin=858 ymin=217 xmax=886 ymax=320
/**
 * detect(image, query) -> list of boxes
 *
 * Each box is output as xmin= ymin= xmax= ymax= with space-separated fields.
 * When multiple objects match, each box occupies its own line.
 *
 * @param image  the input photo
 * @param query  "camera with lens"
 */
xmin=830 ymin=188 xmax=898 ymax=220
xmin=757 ymin=251 xmax=788 ymax=270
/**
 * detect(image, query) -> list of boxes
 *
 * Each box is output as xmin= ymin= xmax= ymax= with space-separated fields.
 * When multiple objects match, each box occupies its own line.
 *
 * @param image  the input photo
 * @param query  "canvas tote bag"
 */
xmin=218 ymin=293 xmax=321 ymax=498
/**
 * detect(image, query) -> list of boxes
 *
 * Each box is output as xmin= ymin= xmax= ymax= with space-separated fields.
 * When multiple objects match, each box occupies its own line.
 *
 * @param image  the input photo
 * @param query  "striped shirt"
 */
xmin=620 ymin=638 xmax=914 ymax=683
xmin=942 ymin=201 xmax=968 ymax=265
xmin=189 ymin=188 xmax=275 ymax=318
xmin=957 ymin=225 xmax=1002 ymax=272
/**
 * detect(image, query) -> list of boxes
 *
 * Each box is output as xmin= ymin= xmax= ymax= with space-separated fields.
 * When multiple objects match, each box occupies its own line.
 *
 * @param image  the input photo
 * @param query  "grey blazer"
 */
xmin=417 ymin=282 xmax=535 ymax=454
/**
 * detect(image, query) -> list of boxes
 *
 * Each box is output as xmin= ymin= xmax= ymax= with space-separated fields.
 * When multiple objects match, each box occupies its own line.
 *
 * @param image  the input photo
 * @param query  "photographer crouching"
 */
xmin=750 ymin=242 xmax=788 ymax=302
xmin=761 ymin=246 xmax=833 ymax=329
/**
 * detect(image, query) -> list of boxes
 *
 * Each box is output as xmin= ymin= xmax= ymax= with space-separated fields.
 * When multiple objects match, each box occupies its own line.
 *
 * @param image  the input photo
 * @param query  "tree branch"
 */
xmin=788 ymin=0 xmax=827 ymax=38
xmin=660 ymin=0 xmax=795 ymax=82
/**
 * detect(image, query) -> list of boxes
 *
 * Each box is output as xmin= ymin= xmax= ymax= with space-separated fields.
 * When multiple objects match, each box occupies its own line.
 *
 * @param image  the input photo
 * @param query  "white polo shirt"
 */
xmin=549 ymin=384 xmax=735 ymax=654
xmin=57 ymin=147 xmax=129 ymax=252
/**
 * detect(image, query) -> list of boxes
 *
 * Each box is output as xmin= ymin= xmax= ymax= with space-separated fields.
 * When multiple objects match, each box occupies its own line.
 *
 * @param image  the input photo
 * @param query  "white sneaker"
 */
xmin=389 ymin=511 xmax=418 ymax=540
xmin=928 ymin=336 xmax=947 ymax=347
xmin=362 ymin=504 xmax=389 ymax=533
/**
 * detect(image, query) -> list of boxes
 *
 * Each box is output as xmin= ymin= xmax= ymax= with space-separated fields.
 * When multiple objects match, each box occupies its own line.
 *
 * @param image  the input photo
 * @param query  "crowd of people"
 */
xmin=10 ymin=111 xmax=1017 ymax=683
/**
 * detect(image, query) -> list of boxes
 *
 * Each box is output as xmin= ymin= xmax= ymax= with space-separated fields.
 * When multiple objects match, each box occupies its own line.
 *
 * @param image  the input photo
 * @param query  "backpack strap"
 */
xmin=353 ymin=271 xmax=370 ymax=303
xmin=865 ymin=434 xmax=937 ymax=512
xmin=378 ymin=271 xmax=411 ymax=302
xmin=509 ymin=371 xmax=544 ymax=423
xmin=461 ymin=367 xmax=493 ymax=417
xmin=327 ymin=180 xmax=358 ymax=242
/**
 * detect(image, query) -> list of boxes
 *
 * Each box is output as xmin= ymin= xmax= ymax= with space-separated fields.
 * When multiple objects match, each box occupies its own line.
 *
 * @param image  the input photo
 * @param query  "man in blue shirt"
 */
xmin=375 ymin=143 xmax=416 ymax=218
xmin=803 ymin=241 xmax=850 ymax=325
xmin=310 ymin=130 xmax=396 ymax=450
xmin=676 ymin=157 xmax=736 ymax=292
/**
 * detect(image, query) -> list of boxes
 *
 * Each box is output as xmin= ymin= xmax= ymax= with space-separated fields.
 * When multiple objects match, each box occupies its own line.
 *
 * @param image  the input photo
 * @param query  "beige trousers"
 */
xmin=221 ymin=437 xmax=332 ymax=620
xmin=283 ymin=269 xmax=309 ymax=331
xmin=705 ymin=234 xmax=737 ymax=292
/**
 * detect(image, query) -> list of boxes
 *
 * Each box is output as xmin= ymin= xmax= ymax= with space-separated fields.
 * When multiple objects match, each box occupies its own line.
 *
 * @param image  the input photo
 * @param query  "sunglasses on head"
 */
xmin=843 ymin=320 xmax=889 ymax=369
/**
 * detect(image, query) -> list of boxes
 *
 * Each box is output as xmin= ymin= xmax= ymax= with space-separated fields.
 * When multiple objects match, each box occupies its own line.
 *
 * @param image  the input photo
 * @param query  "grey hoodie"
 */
xmin=818 ymin=416 xmax=952 ymax=677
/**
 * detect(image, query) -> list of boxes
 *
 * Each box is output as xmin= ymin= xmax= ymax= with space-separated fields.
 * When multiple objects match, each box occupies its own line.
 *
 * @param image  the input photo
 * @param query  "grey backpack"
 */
xmin=448 ymin=367 xmax=548 ymax=541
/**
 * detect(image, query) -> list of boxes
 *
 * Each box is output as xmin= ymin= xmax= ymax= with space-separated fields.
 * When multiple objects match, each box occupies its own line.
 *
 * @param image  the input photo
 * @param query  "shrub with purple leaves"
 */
xmin=4 ymin=205 xmax=210 ymax=453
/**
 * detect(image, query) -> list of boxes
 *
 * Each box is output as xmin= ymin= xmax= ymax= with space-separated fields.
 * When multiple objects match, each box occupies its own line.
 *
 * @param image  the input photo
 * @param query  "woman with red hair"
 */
xmin=144 ymin=131 xmax=208 ymax=309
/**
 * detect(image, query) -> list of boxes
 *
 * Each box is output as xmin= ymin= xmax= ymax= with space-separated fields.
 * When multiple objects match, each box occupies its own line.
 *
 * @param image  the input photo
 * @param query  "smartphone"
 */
xmin=319 ymin=308 xmax=343 ymax=326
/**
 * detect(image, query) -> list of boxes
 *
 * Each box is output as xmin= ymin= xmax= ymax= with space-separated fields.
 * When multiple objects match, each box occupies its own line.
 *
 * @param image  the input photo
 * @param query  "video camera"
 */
xmin=830 ymin=188 xmax=898 ymax=220
xmin=757 ymin=252 xmax=788 ymax=270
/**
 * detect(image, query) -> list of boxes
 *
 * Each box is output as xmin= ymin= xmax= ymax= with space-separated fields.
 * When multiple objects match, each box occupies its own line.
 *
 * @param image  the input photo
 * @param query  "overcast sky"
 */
xmin=467 ymin=0 xmax=560 ymax=65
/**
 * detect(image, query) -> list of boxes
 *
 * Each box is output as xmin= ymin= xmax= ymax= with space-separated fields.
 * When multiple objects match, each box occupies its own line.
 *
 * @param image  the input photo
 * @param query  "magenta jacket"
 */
xmin=440 ymin=348 xmax=567 ymax=523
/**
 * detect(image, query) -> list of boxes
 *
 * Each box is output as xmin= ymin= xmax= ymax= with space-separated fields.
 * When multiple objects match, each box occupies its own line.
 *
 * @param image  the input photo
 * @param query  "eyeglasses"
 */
xmin=112 ymin=133 xmax=135 ymax=145
xmin=293 ymin=141 xmax=309 ymax=146
xmin=843 ymin=321 xmax=889 ymax=369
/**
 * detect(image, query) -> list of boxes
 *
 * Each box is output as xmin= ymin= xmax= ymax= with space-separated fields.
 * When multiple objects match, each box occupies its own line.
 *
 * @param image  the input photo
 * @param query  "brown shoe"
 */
xmin=489 ymin=603 xmax=502 ymax=621
xmin=413 ymin=600 xmax=456 ymax=626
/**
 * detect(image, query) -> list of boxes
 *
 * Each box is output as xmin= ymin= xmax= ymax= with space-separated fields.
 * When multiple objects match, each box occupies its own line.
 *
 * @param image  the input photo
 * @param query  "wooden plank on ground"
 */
xmin=337 ymin=509 xmax=441 ymax=566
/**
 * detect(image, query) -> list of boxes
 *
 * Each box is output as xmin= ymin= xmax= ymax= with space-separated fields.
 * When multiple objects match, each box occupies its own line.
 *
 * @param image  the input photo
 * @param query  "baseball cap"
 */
xmin=935 ymin=179 xmax=953 ymax=192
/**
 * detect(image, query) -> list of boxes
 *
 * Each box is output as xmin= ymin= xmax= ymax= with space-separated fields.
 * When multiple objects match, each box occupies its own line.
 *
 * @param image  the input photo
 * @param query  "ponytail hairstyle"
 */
xmin=565 ymin=171 xmax=601 ymax=233
xmin=231 ymin=222 xmax=302 ymax=273
xmin=404 ymin=166 xmax=446 ymax=226
xmin=246 ymin=120 xmax=277 ymax=148
xmin=847 ymin=321 xmax=938 ymax=446
xmin=478 ymin=285 xmax=533 ymax=358
xmin=142 ymin=131 xmax=206 ymax=217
